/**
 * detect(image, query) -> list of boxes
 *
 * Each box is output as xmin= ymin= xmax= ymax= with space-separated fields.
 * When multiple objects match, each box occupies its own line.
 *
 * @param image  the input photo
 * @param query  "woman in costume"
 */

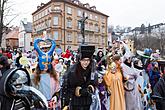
xmin=103 ymin=54 xmax=126 ymax=110
xmin=31 ymin=38 xmax=60 ymax=109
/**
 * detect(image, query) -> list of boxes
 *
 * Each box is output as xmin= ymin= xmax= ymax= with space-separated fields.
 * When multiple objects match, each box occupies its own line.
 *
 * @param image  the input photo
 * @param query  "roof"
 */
xmin=5 ymin=27 xmax=19 ymax=39
xmin=22 ymin=21 xmax=32 ymax=33
xmin=32 ymin=0 xmax=109 ymax=17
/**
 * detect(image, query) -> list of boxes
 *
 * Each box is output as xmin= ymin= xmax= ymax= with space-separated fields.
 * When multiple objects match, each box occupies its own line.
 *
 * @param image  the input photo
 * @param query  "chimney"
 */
xmin=37 ymin=6 xmax=40 ymax=9
xmin=41 ymin=3 xmax=45 ymax=6
xmin=23 ymin=18 xmax=27 ymax=24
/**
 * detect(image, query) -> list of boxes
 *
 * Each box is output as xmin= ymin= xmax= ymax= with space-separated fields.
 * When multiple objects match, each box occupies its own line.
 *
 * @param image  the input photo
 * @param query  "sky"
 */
xmin=8 ymin=0 xmax=165 ymax=28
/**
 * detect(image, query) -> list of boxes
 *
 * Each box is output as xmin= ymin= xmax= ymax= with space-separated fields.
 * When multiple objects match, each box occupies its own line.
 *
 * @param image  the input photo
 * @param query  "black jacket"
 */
xmin=153 ymin=77 xmax=165 ymax=110
xmin=62 ymin=62 xmax=98 ymax=110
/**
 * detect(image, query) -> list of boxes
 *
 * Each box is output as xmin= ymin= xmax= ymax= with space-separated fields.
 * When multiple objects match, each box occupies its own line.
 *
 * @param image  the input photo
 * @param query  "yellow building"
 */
xmin=32 ymin=0 xmax=109 ymax=50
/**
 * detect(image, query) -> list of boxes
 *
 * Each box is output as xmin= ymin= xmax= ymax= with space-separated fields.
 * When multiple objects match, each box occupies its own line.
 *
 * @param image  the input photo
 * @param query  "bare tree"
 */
xmin=0 ymin=0 xmax=18 ymax=46
xmin=154 ymin=27 xmax=165 ymax=57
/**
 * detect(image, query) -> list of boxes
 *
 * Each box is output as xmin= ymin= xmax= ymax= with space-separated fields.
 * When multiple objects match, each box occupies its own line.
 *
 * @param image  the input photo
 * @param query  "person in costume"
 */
xmin=148 ymin=61 xmax=161 ymax=90
xmin=15 ymin=52 xmax=22 ymax=67
xmin=97 ymin=70 xmax=108 ymax=110
xmin=132 ymin=58 xmax=146 ymax=110
xmin=103 ymin=54 xmax=126 ymax=110
xmin=95 ymin=50 xmax=106 ymax=71
xmin=0 ymin=55 xmax=10 ymax=75
xmin=61 ymin=45 xmax=98 ymax=110
xmin=121 ymin=55 xmax=141 ymax=110
xmin=31 ymin=38 xmax=60 ymax=109
xmin=0 ymin=68 xmax=48 ymax=110
xmin=153 ymin=74 xmax=165 ymax=110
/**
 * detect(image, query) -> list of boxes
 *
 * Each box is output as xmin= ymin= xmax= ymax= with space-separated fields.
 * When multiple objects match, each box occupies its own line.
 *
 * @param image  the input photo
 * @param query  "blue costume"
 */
xmin=34 ymin=38 xmax=56 ymax=70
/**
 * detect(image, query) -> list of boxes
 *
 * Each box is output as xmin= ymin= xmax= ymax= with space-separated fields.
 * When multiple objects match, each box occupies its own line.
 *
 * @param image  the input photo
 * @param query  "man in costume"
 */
xmin=61 ymin=45 xmax=98 ymax=110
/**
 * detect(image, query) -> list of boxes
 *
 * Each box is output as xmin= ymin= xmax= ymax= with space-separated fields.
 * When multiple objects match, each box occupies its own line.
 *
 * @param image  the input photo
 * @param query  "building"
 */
xmin=18 ymin=18 xmax=32 ymax=52
xmin=5 ymin=27 xmax=19 ymax=49
xmin=32 ymin=0 xmax=109 ymax=50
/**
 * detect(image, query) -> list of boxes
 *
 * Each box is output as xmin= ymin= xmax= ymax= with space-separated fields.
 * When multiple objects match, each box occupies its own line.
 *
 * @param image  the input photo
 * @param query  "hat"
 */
xmin=80 ymin=45 xmax=95 ymax=59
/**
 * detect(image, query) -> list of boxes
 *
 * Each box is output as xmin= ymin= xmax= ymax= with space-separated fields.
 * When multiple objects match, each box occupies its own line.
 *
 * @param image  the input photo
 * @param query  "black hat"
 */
xmin=80 ymin=45 xmax=95 ymax=59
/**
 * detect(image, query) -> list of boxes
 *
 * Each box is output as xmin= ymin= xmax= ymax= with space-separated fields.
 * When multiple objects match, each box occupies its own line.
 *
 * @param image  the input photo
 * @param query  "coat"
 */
xmin=153 ymin=77 xmax=165 ymax=110
xmin=104 ymin=67 xmax=126 ymax=110
xmin=62 ymin=62 xmax=98 ymax=110
xmin=121 ymin=63 xmax=141 ymax=110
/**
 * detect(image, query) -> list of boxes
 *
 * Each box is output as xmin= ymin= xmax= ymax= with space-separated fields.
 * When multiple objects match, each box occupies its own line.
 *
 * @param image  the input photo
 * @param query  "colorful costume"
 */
xmin=34 ymin=38 xmax=56 ymax=70
xmin=104 ymin=62 xmax=126 ymax=110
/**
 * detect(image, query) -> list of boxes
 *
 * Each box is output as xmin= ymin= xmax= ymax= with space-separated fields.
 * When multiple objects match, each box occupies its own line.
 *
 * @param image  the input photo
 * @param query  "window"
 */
xmin=85 ymin=12 xmax=88 ymax=17
xmin=67 ymin=19 xmax=72 ymax=28
xmin=67 ymin=32 xmax=72 ymax=41
xmin=67 ymin=7 xmax=72 ymax=14
xmin=54 ymin=6 xmax=61 ymax=12
xmin=95 ymin=16 xmax=98 ymax=21
xmin=89 ymin=14 xmax=93 ymax=19
xmin=77 ymin=10 xmax=82 ymax=17
xmin=89 ymin=34 xmax=93 ymax=42
xmin=77 ymin=21 xmax=81 ymax=29
xmin=54 ymin=6 xmax=60 ymax=10
xmin=54 ymin=31 xmax=58 ymax=40
xmin=101 ymin=26 xmax=105 ymax=33
xmin=46 ymin=19 xmax=51 ymax=27
xmin=85 ymin=23 xmax=88 ymax=30
xmin=95 ymin=25 xmax=99 ymax=32
xmin=53 ymin=16 xmax=58 ymax=25
xmin=85 ymin=34 xmax=89 ymax=42
xmin=43 ymin=11 xmax=45 ymax=17
xmin=95 ymin=35 xmax=98 ymax=43
xmin=41 ymin=11 xmax=43 ymax=18
xmin=38 ymin=13 xmax=41 ymax=19
xmin=33 ymin=16 xmax=35 ymax=21
xmin=48 ymin=7 xmax=51 ymax=13
xmin=89 ymin=24 xmax=93 ymax=31
xmin=77 ymin=34 xmax=82 ymax=42
xmin=36 ymin=15 xmax=38 ymax=20
xmin=102 ymin=36 xmax=105 ymax=44
xmin=101 ymin=16 xmax=105 ymax=22
xmin=45 ymin=9 xmax=47 ymax=15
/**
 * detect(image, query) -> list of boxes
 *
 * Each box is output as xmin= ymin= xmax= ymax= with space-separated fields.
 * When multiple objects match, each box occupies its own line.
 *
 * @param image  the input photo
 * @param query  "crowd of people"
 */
xmin=0 ymin=38 xmax=164 ymax=110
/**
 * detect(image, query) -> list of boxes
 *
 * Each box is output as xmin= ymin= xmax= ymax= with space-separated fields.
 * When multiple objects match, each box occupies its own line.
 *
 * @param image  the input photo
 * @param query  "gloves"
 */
xmin=75 ymin=85 xmax=95 ymax=97
xmin=87 ymin=85 xmax=95 ymax=94
xmin=75 ymin=86 xmax=82 ymax=97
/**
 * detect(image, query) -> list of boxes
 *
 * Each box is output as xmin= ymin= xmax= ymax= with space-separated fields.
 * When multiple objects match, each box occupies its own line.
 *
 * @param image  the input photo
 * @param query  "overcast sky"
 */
xmin=9 ymin=0 xmax=165 ymax=28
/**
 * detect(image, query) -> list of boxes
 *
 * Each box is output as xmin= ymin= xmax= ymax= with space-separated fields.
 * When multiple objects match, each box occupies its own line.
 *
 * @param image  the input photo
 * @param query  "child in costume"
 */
xmin=98 ymin=70 xmax=108 ymax=110
xmin=31 ymin=38 xmax=60 ymax=109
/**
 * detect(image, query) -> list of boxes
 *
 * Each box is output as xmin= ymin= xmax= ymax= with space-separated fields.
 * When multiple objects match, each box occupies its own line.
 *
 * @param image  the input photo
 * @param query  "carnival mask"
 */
xmin=34 ymin=39 xmax=56 ymax=70
xmin=6 ymin=68 xmax=48 ymax=108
